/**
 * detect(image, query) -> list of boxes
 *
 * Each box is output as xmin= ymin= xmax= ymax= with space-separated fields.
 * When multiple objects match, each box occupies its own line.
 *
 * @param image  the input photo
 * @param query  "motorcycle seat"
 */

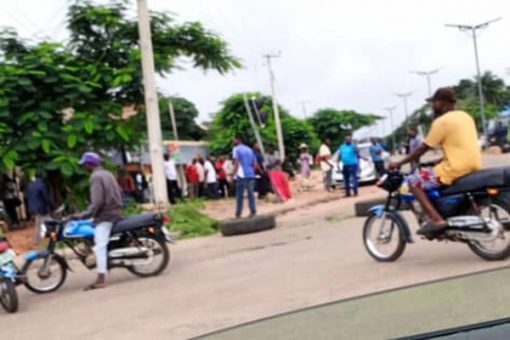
xmin=441 ymin=167 xmax=510 ymax=195
xmin=111 ymin=213 xmax=160 ymax=235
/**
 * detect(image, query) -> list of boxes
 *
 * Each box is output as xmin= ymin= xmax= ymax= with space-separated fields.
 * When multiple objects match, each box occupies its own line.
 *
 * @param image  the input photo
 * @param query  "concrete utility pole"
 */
xmin=410 ymin=68 xmax=441 ymax=97
xmin=384 ymin=106 xmax=397 ymax=153
xmin=299 ymin=100 xmax=310 ymax=119
xmin=137 ymin=0 xmax=168 ymax=208
xmin=168 ymin=99 xmax=179 ymax=140
xmin=394 ymin=92 xmax=413 ymax=127
xmin=263 ymin=52 xmax=285 ymax=162
xmin=446 ymin=17 xmax=502 ymax=139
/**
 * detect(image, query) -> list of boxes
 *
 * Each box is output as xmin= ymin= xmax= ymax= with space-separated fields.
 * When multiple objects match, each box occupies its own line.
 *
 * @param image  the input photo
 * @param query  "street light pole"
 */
xmin=384 ymin=106 xmax=397 ymax=153
xmin=446 ymin=17 xmax=502 ymax=139
xmin=394 ymin=92 xmax=413 ymax=127
xmin=137 ymin=0 xmax=168 ymax=208
xmin=263 ymin=53 xmax=285 ymax=162
xmin=410 ymin=68 xmax=441 ymax=97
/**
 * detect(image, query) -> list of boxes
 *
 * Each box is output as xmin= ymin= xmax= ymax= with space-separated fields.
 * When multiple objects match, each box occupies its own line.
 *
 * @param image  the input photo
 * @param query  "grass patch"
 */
xmin=167 ymin=199 xmax=219 ymax=239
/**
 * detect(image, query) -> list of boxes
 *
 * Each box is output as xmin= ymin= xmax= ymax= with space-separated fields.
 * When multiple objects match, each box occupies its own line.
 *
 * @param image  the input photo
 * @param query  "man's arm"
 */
xmin=232 ymin=160 xmax=239 ymax=179
xmin=390 ymin=143 xmax=431 ymax=169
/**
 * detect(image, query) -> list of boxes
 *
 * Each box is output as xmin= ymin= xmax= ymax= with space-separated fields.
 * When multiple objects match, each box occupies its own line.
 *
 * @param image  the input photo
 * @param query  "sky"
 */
xmin=1 ymin=0 xmax=510 ymax=138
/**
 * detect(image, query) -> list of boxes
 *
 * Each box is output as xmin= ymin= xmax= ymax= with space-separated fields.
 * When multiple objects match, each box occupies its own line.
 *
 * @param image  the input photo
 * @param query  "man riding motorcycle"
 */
xmin=390 ymin=87 xmax=482 ymax=234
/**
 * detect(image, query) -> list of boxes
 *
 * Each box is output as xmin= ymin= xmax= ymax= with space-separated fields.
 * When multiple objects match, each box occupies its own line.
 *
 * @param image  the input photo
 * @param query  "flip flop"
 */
xmin=417 ymin=222 xmax=448 ymax=235
xmin=83 ymin=283 xmax=107 ymax=291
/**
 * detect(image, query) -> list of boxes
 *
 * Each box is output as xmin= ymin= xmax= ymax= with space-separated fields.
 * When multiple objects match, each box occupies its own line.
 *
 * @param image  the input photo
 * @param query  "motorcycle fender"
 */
xmin=368 ymin=205 xmax=414 ymax=243
xmin=24 ymin=250 xmax=73 ymax=272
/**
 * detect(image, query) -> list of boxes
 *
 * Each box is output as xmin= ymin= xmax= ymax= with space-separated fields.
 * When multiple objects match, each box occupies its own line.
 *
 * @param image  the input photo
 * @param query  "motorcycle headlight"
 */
xmin=40 ymin=223 xmax=48 ymax=239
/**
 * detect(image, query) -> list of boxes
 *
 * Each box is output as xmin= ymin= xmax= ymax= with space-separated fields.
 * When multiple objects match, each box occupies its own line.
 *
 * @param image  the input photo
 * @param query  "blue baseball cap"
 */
xmin=78 ymin=152 xmax=102 ymax=166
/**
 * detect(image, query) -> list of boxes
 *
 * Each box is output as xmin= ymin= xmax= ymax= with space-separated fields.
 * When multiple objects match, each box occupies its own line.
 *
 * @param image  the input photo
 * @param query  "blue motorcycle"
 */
xmin=363 ymin=167 xmax=510 ymax=262
xmin=22 ymin=207 xmax=172 ymax=294
xmin=0 ymin=237 xmax=20 ymax=313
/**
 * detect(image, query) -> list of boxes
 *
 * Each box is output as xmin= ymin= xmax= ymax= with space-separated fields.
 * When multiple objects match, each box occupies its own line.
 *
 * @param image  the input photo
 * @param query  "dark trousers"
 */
xmin=206 ymin=182 xmax=219 ymax=199
xmin=166 ymin=180 xmax=179 ymax=204
xmin=342 ymin=164 xmax=359 ymax=196
xmin=3 ymin=199 xmax=19 ymax=225
xmin=256 ymin=173 xmax=271 ymax=198
xmin=218 ymin=179 xmax=229 ymax=198
xmin=374 ymin=160 xmax=386 ymax=178
xmin=198 ymin=182 xmax=205 ymax=197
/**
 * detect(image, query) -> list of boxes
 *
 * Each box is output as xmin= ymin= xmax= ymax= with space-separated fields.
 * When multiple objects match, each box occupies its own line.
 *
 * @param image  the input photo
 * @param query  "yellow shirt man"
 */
xmin=425 ymin=110 xmax=481 ymax=185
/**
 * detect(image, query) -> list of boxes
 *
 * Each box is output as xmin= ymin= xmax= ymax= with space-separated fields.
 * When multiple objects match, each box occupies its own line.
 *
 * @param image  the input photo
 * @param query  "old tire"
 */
xmin=220 ymin=214 xmax=276 ymax=236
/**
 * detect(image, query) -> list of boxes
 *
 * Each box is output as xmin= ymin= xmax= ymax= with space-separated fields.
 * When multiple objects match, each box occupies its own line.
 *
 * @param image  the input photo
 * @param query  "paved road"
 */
xmin=2 ymin=155 xmax=510 ymax=340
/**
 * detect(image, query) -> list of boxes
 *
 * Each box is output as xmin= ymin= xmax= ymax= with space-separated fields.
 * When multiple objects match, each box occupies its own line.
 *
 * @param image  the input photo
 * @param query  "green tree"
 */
xmin=308 ymin=109 xmax=379 ymax=148
xmin=0 ymin=0 xmax=239 ymax=204
xmin=158 ymin=97 xmax=205 ymax=141
xmin=208 ymin=93 xmax=320 ymax=162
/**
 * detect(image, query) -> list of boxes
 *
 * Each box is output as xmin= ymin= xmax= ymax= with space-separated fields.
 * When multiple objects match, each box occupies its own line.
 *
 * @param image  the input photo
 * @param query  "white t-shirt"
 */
xmin=319 ymin=144 xmax=333 ymax=172
xmin=204 ymin=161 xmax=217 ymax=183
xmin=164 ymin=159 xmax=177 ymax=181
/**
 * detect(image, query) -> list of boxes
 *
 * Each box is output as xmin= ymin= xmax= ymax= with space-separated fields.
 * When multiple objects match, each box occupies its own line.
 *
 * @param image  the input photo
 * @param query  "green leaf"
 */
xmin=84 ymin=121 xmax=94 ymax=134
xmin=67 ymin=134 xmax=78 ymax=148
xmin=41 ymin=139 xmax=51 ymax=153
xmin=116 ymin=126 xmax=129 ymax=141
xmin=61 ymin=162 xmax=74 ymax=177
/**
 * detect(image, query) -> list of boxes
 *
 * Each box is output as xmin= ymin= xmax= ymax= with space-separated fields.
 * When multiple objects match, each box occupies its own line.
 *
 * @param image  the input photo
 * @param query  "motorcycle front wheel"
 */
xmin=127 ymin=234 xmax=170 ymax=277
xmin=363 ymin=212 xmax=406 ymax=262
xmin=23 ymin=255 xmax=67 ymax=294
xmin=0 ymin=278 xmax=18 ymax=313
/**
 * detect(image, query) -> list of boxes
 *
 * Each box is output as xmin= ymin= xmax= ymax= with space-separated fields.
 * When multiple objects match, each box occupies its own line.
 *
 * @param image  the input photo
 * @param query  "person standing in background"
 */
xmin=369 ymin=137 xmax=386 ymax=178
xmin=318 ymin=138 xmax=334 ymax=192
xmin=186 ymin=160 xmax=200 ymax=198
xmin=253 ymin=144 xmax=270 ymax=199
xmin=0 ymin=174 xmax=20 ymax=228
xmin=233 ymin=136 xmax=259 ymax=218
xmin=339 ymin=134 xmax=361 ymax=197
xmin=203 ymin=156 xmax=219 ymax=199
xmin=298 ymin=143 xmax=313 ymax=189
xmin=407 ymin=126 xmax=422 ymax=171
xmin=215 ymin=155 xmax=229 ymax=198
xmin=26 ymin=172 xmax=51 ymax=246
xmin=223 ymin=155 xmax=235 ymax=196
xmin=195 ymin=155 xmax=205 ymax=197
xmin=163 ymin=154 xmax=179 ymax=204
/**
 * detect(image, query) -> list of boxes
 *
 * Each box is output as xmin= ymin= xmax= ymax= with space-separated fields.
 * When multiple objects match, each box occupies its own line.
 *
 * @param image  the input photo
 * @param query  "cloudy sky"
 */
xmin=2 ymin=0 xmax=510 ymax=137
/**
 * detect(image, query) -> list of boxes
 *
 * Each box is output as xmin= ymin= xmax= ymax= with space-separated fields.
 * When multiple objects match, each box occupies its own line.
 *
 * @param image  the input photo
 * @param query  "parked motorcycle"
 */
xmin=23 ymin=207 xmax=172 ymax=294
xmin=363 ymin=166 xmax=510 ymax=262
xmin=0 ymin=237 xmax=20 ymax=313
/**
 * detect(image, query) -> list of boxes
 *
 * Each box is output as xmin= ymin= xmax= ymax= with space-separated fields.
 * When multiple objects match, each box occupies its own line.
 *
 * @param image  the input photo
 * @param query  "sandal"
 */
xmin=83 ymin=283 xmax=107 ymax=291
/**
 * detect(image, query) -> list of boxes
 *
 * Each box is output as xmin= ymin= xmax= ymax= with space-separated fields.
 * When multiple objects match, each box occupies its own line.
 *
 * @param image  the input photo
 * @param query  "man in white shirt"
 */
xmin=203 ymin=156 xmax=219 ymax=199
xmin=163 ymin=154 xmax=179 ymax=204
xmin=318 ymin=138 xmax=334 ymax=192
xmin=195 ymin=154 xmax=205 ymax=197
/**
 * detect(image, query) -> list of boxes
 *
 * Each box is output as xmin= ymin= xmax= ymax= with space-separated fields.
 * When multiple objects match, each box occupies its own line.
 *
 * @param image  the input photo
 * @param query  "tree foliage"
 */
xmin=158 ymin=97 xmax=205 ymax=141
xmin=308 ymin=109 xmax=379 ymax=149
xmin=208 ymin=93 xmax=320 ymax=161
xmin=0 ymin=0 xmax=239 ymax=203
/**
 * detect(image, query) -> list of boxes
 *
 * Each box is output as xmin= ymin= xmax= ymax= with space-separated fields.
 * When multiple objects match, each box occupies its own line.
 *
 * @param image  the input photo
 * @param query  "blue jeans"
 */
xmin=342 ymin=164 xmax=359 ymax=195
xmin=236 ymin=178 xmax=256 ymax=217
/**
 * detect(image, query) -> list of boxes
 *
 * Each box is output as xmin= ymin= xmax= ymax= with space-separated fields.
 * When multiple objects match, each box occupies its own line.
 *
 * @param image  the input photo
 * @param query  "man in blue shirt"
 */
xmin=232 ymin=135 xmax=260 ymax=218
xmin=339 ymin=134 xmax=360 ymax=197
xmin=369 ymin=137 xmax=386 ymax=178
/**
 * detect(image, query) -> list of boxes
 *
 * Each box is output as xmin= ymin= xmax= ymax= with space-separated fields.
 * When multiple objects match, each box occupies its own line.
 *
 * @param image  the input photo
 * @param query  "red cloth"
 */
xmin=215 ymin=160 xmax=226 ymax=180
xmin=268 ymin=170 xmax=292 ymax=202
xmin=186 ymin=164 xmax=199 ymax=184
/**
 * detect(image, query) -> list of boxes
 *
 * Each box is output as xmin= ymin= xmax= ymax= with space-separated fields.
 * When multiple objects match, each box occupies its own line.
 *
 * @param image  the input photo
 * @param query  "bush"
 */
xmin=167 ymin=199 xmax=219 ymax=239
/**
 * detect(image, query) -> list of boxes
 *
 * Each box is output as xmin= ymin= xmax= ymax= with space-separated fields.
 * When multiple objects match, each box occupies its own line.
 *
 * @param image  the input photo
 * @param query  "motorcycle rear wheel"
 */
xmin=127 ymin=234 xmax=170 ymax=277
xmin=0 ymin=278 xmax=18 ymax=313
xmin=468 ymin=198 xmax=510 ymax=261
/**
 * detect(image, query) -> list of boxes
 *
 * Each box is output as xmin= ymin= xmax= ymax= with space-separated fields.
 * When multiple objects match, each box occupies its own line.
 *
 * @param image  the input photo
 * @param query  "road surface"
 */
xmin=2 ymin=154 xmax=510 ymax=340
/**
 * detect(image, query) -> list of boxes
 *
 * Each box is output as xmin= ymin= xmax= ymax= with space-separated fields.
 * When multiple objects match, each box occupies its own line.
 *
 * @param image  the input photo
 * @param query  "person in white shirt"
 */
xmin=163 ymin=154 xmax=179 ymax=204
xmin=203 ymin=156 xmax=219 ymax=199
xmin=318 ymin=138 xmax=334 ymax=192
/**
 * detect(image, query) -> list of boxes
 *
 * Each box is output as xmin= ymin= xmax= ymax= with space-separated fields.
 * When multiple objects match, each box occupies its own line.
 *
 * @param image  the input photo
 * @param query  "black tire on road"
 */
xmin=127 ymin=234 xmax=170 ymax=278
xmin=22 ymin=255 xmax=67 ymax=294
xmin=0 ymin=278 xmax=18 ymax=313
xmin=220 ymin=214 xmax=276 ymax=237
